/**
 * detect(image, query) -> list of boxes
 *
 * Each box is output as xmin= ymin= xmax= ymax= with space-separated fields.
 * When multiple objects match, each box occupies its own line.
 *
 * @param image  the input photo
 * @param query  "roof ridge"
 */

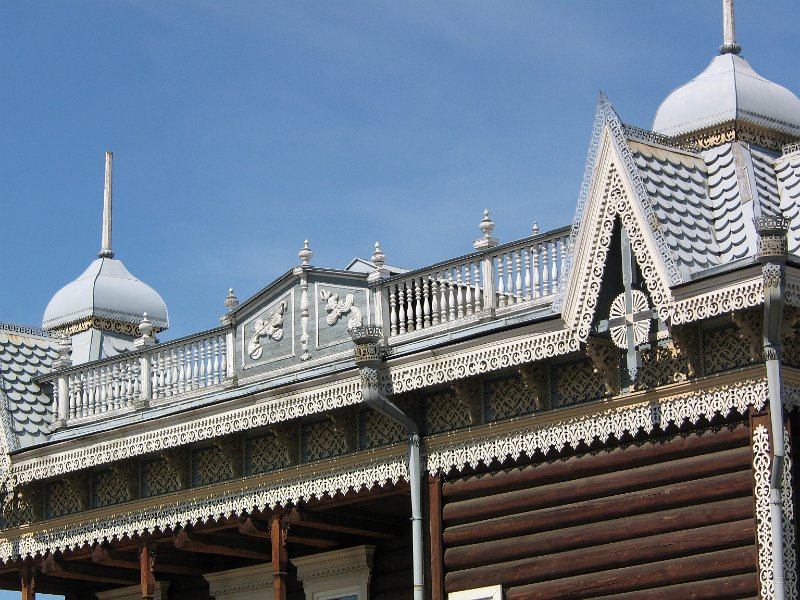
xmin=0 ymin=322 xmax=51 ymax=338
xmin=623 ymin=124 xmax=700 ymax=153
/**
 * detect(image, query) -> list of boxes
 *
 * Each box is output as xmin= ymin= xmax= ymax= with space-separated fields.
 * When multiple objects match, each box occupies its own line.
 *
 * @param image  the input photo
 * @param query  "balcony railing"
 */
xmin=374 ymin=226 xmax=570 ymax=339
xmin=52 ymin=327 xmax=233 ymax=427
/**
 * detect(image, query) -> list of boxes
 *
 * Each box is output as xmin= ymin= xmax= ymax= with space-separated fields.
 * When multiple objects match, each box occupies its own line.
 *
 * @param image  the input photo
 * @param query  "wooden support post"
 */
xmin=271 ymin=514 xmax=288 ymax=600
xmin=139 ymin=543 xmax=156 ymax=600
xmin=429 ymin=475 xmax=444 ymax=600
xmin=20 ymin=565 xmax=35 ymax=600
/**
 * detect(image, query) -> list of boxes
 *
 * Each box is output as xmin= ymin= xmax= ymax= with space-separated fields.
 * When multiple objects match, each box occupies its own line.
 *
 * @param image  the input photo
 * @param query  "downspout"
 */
xmin=349 ymin=325 xmax=424 ymax=600
xmin=755 ymin=216 xmax=789 ymax=600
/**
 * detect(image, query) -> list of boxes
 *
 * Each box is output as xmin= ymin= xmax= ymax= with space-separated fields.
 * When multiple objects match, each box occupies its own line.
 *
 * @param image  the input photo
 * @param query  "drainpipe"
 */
xmin=349 ymin=325 xmax=424 ymax=600
xmin=755 ymin=215 xmax=789 ymax=600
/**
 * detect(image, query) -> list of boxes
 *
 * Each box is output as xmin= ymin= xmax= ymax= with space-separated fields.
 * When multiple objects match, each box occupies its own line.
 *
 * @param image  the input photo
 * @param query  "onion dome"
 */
xmin=42 ymin=151 xmax=169 ymax=338
xmin=42 ymin=257 xmax=168 ymax=334
xmin=653 ymin=0 xmax=800 ymax=150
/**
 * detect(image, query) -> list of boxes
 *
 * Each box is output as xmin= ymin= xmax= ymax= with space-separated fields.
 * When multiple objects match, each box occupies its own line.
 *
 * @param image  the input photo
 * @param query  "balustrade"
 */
xmin=57 ymin=328 xmax=229 ymax=425
xmin=377 ymin=227 xmax=570 ymax=338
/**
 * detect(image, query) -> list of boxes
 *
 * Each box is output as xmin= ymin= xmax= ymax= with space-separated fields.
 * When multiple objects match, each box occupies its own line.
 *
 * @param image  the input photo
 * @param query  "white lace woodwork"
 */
xmin=379 ymin=229 xmax=570 ymax=339
xmin=2 ymin=448 xmax=409 ymax=562
xmin=753 ymin=424 xmax=774 ymax=600
xmin=561 ymin=97 xmax=680 ymax=334
xmin=608 ymin=290 xmax=651 ymax=349
xmin=2 ymin=375 xmax=775 ymax=562
xmin=427 ymin=376 xmax=768 ymax=475
xmin=484 ymin=376 xmax=535 ymax=421
xmin=782 ymin=429 xmax=798 ymax=599
xmin=62 ymin=328 xmax=229 ymax=424
xmin=702 ymin=326 xmax=754 ymax=374
xmin=0 ymin=376 xmax=781 ymax=562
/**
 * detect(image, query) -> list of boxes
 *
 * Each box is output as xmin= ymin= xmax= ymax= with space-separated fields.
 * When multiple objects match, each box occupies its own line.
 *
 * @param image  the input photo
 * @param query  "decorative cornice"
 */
xmin=0 ymin=373 xmax=784 ymax=562
xmin=427 ymin=376 xmax=767 ymax=475
xmin=671 ymin=278 xmax=764 ymax=325
xmin=0 ymin=448 xmax=408 ymax=561
xmin=383 ymin=328 xmax=578 ymax=395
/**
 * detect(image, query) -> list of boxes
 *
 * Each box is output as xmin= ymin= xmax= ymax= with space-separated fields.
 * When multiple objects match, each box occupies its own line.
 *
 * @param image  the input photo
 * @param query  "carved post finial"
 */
xmin=99 ymin=150 xmax=114 ymax=258
xmin=371 ymin=242 xmax=386 ymax=270
xmin=224 ymin=288 xmax=239 ymax=311
xmin=532 ymin=221 xmax=539 ymax=236
xmin=134 ymin=313 xmax=156 ymax=348
xmin=473 ymin=209 xmax=499 ymax=250
xmin=298 ymin=239 xmax=313 ymax=266
xmin=720 ymin=0 xmax=741 ymax=55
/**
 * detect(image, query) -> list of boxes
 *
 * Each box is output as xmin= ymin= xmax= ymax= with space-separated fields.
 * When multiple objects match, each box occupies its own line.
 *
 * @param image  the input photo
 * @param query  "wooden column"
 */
xmin=271 ymin=514 xmax=288 ymax=600
xmin=139 ymin=543 xmax=156 ymax=600
xmin=429 ymin=475 xmax=444 ymax=600
xmin=20 ymin=565 xmax=35 ymax=600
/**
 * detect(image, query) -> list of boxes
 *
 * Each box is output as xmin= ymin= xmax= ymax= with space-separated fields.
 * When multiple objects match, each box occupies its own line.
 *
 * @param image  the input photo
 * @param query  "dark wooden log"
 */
xmin=444 ymin=495 xmax=752 ymax=570
xmin=587 ymin=572 xmax=758 ymax=600
xmin=443 ymin=445 xmax=750 ymax=524
xmin=502 ymin=545 xmax=756 ymax=600
xmin=445 ymin=519 xmax=754 ymax=592
xmin=428 ymin=475 xmax=444 ymax=600
xmin=444 ymin=469 xmax=751 ymax=546
xmin=443 ymin=423 xmax=749 ymax=501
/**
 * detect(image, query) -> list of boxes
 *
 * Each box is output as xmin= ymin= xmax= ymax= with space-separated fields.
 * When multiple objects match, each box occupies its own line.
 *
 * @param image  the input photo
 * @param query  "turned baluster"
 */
xmin=96 ymin=368 xmax=105 ymax=415
xmin=389 ymin=286 xmax=398 ymax=336
xmin=524 ymin=250 xmax=532 ymax=300
xmin=406 ymin=282 xmax=415 ymax=333
xmin=423 ymin=277 xmax=432 ymax=327
xmin=439 ymin=274 xmax=448 ymax=323
xmin=542 ymin=242 xmax=550 ymax=296
xmin=447 ymin=272 xmax=456 ymax=321
xmin=413 ymin=278 xmax=422 ymax=331
xmin=551 ymin=239 xmax=558 ymax=295
xmin=533 ymin=244 xmax=541 ymax=299
xmin=473 ymin=263 xmax=482 ymax=311
xmin=177 ymin=345 xmax=186 ymax=394
xmin=465 ymin=265 xmax=474 ymax=316
xmin=162 ymin=350 xmax=173 ymax=397
xmin=213 ymin=336 xmax=221 ymax=385
xmin=497 ymin=255 xmax=506 ymax=308
xmin=431 ymin=278 xmax=440 ymax=325
xmin=456 ymin=269 xmax=465 ymax=318
xmin=398 ymin=285 xmax=407 ymax=334
xmin=70 ymin=374 xmax=80 ymax=420
xmin=506 ymin=253 xmax=515 ymax=305
xmin=219 ymin=337 xmax=228 ymax=379
xmin=200 ymin=340 xmax=209 ymax=387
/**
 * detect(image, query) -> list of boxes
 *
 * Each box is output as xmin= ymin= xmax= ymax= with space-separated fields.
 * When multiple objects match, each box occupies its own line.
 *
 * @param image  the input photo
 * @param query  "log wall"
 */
xmin=441 ymin=423 xmax=759 ymax=599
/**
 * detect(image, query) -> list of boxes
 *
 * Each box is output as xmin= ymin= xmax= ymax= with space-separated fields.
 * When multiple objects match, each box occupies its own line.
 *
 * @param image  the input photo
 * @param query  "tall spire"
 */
xmin=720 ymin=0 xmax=742 ymax=55
xmin=99 ymin=150 xmax=114 ymax=259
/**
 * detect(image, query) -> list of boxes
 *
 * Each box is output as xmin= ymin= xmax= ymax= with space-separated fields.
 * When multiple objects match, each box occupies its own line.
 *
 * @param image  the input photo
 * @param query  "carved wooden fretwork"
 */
xmin=111 ymin=462 xmax=139 ymax=502
xmin=518 ymin=364 xmax=551 ymax=411
xmin=585 ymin=337 xmax=620 ymax=396
xmin=272 ymin=424 xmax=299 ymax=466
xmin=327 ymin=410 xmax=358 ymax=454
xmin=160 ymin=449 xmax=190 ymax=490
xmin=64 ymin=473 xmax=90 ymax=512
xmin=669 ymin=323 xmax=702 ymax=378
xmin=215 ymin=435 xmax=245 ymax=479
xmin=732 ymin=309 xmax=763 ymax=361
xmin=452 ymin=381 xmax=483 ymax=425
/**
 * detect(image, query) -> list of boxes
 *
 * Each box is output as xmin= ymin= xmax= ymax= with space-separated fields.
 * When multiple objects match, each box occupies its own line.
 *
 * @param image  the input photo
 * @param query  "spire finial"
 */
xmin=98 ymin=150 xmax=114 ymax=258
xmin=720 ymin=0 xmax=742 ymax=55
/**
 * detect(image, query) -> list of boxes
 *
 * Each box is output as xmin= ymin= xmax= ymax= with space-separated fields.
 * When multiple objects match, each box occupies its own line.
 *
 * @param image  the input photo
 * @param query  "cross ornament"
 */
xmin=594 ymin=228 xmax=653 ymax=389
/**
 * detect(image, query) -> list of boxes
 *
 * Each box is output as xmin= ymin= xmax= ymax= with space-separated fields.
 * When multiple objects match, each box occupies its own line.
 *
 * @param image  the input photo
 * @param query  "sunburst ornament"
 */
xmin=608 ymin=290 xmax=651 ymax=349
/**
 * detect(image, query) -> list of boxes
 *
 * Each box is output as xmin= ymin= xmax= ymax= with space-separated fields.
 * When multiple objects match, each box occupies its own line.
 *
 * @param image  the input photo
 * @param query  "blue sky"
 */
xmin=0 ymin=2 xmax=797 ymax=598
xmin=1 ymin=1 xmax=798 ymax=344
